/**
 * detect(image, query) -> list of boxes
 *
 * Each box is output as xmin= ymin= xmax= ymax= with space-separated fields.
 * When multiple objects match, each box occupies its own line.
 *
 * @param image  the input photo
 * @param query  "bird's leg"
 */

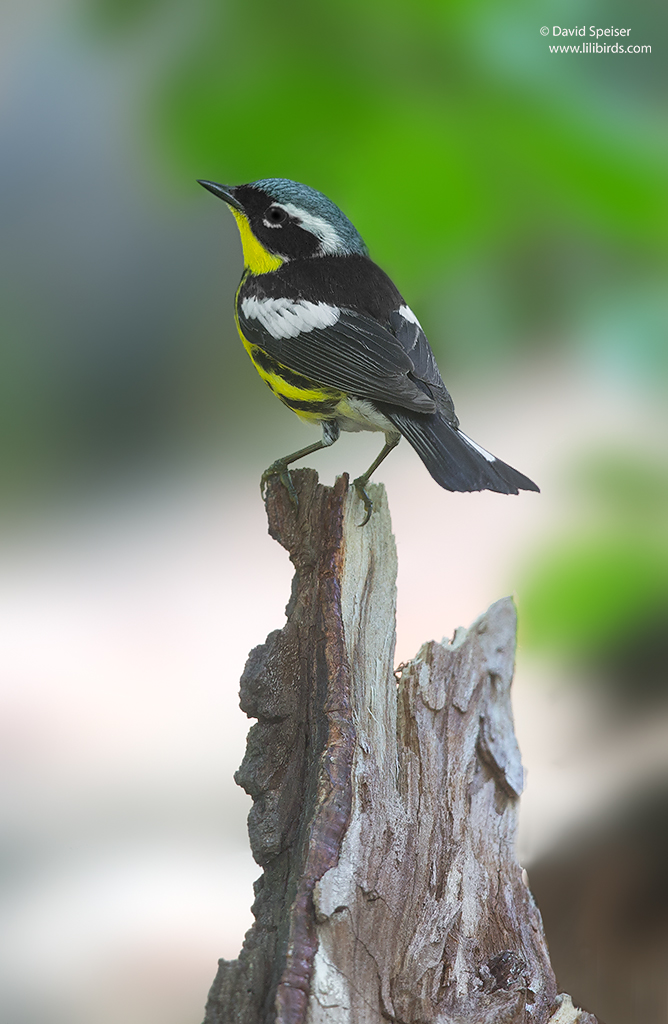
xmin=353 ymin=433 xmax=401 ymax=526
xmin=261 ymin=440 xmax=329 ymax=506
xmin=261 ymin=421 xmax=340 ymax=508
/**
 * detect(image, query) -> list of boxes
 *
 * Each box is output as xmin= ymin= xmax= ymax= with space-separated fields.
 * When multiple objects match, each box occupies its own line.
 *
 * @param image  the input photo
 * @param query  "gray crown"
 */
xmin=252 ymin=178 xmax=369 ymax=256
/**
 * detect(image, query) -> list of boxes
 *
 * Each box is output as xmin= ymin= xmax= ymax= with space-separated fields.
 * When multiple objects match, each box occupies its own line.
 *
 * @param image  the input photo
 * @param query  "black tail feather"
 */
xmin=384 ymin=408 xmax=539 ymax=495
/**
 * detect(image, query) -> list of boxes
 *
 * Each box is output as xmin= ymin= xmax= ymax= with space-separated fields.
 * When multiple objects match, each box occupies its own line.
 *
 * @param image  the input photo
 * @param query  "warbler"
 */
xmin=199 ymin=177 xmax=539 ymax=522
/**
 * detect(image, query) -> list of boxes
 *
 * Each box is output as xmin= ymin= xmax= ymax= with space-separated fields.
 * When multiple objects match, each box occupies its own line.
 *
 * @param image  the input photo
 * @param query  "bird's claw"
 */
xmin=261 ymin=462 xmax=299 ymax=509
xmin=353 ymin=476 xmax=373 ymax=526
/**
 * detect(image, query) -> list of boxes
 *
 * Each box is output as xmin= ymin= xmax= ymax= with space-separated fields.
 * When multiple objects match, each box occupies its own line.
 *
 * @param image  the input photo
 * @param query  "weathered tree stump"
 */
xmin=203 ymin=471 xmax=599 ymax=1024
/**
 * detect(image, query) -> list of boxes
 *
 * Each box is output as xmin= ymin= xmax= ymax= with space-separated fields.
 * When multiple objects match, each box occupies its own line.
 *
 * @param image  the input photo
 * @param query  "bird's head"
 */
xmin=198 ymin=177 xmax=369 ymax=273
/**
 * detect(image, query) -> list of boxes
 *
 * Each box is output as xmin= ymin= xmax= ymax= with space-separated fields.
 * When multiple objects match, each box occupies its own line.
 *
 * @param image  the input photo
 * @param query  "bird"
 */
xmin=198 ymin=177 xmax=539 ymax=523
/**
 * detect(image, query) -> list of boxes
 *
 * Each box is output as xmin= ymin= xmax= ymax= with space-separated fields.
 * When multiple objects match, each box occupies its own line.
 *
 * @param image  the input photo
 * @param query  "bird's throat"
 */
xmin=231 ymin=210 xmax=283 ymax=275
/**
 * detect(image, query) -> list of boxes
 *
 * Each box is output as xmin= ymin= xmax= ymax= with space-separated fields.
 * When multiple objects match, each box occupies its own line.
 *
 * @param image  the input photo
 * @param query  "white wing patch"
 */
xmin=458 ymin=430 xmax=496 ymax=463
xmin=241 ymin=296 xmax=340 ymax=340
xmin=398 ymin=305 xmax=421 ymax=326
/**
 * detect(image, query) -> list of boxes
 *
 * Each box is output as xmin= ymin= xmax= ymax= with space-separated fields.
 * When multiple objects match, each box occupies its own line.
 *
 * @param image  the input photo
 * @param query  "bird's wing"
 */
xmin=237 ymin=297 xmax=438 ymax=414
xmin=387 ymin=309 xmax=458 ymax=426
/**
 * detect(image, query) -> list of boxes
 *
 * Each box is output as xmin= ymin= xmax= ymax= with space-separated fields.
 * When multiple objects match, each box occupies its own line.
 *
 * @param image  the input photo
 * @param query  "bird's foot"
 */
xmin=261 ymin=461 xmax=299 ymax=509
xmin=353 ymin=476 xmax=373 ymax=526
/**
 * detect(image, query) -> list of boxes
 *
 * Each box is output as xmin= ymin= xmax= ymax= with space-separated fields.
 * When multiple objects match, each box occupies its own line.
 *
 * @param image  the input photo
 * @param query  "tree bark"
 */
xmin=203 ymin=471 xmax=600 ymax=1024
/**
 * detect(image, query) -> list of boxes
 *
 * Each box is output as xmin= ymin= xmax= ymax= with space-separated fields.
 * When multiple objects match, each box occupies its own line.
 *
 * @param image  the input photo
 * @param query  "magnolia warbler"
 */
xmin=199 ymin=177 xmax=538 ymax=522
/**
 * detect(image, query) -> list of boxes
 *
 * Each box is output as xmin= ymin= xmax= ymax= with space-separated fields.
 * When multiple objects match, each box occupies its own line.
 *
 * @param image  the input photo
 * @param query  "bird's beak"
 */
xmin=197 ymin=180 xmax=244 ymax=211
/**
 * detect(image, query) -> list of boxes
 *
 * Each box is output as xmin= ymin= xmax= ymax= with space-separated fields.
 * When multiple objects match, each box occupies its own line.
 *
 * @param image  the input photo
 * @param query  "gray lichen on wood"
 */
xmin=202 ymin=471 xmax=599 ymax=1024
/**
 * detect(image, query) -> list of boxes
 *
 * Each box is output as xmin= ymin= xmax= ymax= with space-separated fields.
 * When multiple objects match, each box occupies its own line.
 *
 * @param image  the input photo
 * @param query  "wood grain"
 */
xmin=202 ymin=471 xmax=600 ymax=1024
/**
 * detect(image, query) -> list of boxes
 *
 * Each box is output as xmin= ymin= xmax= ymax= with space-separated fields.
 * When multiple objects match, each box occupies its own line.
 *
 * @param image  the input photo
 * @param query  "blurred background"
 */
xmin=0 ymin=0 xmax=666 ymax=1021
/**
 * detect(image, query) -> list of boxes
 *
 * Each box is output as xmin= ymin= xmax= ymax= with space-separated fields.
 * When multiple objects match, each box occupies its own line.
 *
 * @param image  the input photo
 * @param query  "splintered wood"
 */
xmin=203 ymin=471 xmax=598 ymax=1024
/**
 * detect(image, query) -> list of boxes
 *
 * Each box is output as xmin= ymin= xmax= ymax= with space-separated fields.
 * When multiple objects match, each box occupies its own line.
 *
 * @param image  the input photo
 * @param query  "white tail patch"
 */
xmin=458 ymin=430 xmax=496 ymax=462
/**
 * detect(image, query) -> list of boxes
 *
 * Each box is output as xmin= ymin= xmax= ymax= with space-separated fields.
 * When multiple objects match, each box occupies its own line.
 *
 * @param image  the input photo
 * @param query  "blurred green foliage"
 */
xmin=3 ymin=0 xmax=666 ymax=511
xmin=519 ymin=452 xmax=668 ymax=699
xmin=82 ymin=0 xmax=668 ymax=365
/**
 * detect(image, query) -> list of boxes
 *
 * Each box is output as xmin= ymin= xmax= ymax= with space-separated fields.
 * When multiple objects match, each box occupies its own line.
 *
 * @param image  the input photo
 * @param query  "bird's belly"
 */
xmin=334 ymin=396 xmax=396 ymax=434
xmin=242 ymin=338 xmax=343 ymax=421
xmin=239 ymin=333 xmax=395 ymax=435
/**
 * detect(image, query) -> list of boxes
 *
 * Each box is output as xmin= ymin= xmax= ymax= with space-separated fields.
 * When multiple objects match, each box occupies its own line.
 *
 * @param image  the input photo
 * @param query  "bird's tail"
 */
xmin=384 ymin=408 xmax=539 ymax=494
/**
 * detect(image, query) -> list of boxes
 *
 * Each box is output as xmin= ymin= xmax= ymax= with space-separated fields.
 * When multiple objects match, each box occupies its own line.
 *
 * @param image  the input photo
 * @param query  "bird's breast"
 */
xmin=231 ymin=211 xmax=284 ymax=275
xmin=235 ymin=315 xmax=343 ymax=422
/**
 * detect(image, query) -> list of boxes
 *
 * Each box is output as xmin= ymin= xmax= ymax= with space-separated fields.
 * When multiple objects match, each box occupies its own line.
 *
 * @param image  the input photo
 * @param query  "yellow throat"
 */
xmin=231 ymin=209 xmax=283 ymax=275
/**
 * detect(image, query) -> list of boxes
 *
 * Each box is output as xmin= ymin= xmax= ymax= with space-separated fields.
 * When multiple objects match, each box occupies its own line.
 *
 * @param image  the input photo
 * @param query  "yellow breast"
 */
xmin=231 ymin=210 xmax=283 ymax=275
xmin=234 ymin=313 xmax=343 ymax=424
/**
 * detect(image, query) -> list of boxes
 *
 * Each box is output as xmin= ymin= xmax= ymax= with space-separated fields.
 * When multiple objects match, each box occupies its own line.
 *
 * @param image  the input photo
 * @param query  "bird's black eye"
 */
xmin=265 ymin=205 xmax=288 ymax=226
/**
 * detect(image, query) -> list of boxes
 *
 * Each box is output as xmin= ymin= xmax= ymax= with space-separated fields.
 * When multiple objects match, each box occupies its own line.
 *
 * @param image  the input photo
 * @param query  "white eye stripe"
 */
xmin=241 ymin=296 xmax=341 ymax=340
xmin=278 ymin=202 xmax=344 ymax=254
